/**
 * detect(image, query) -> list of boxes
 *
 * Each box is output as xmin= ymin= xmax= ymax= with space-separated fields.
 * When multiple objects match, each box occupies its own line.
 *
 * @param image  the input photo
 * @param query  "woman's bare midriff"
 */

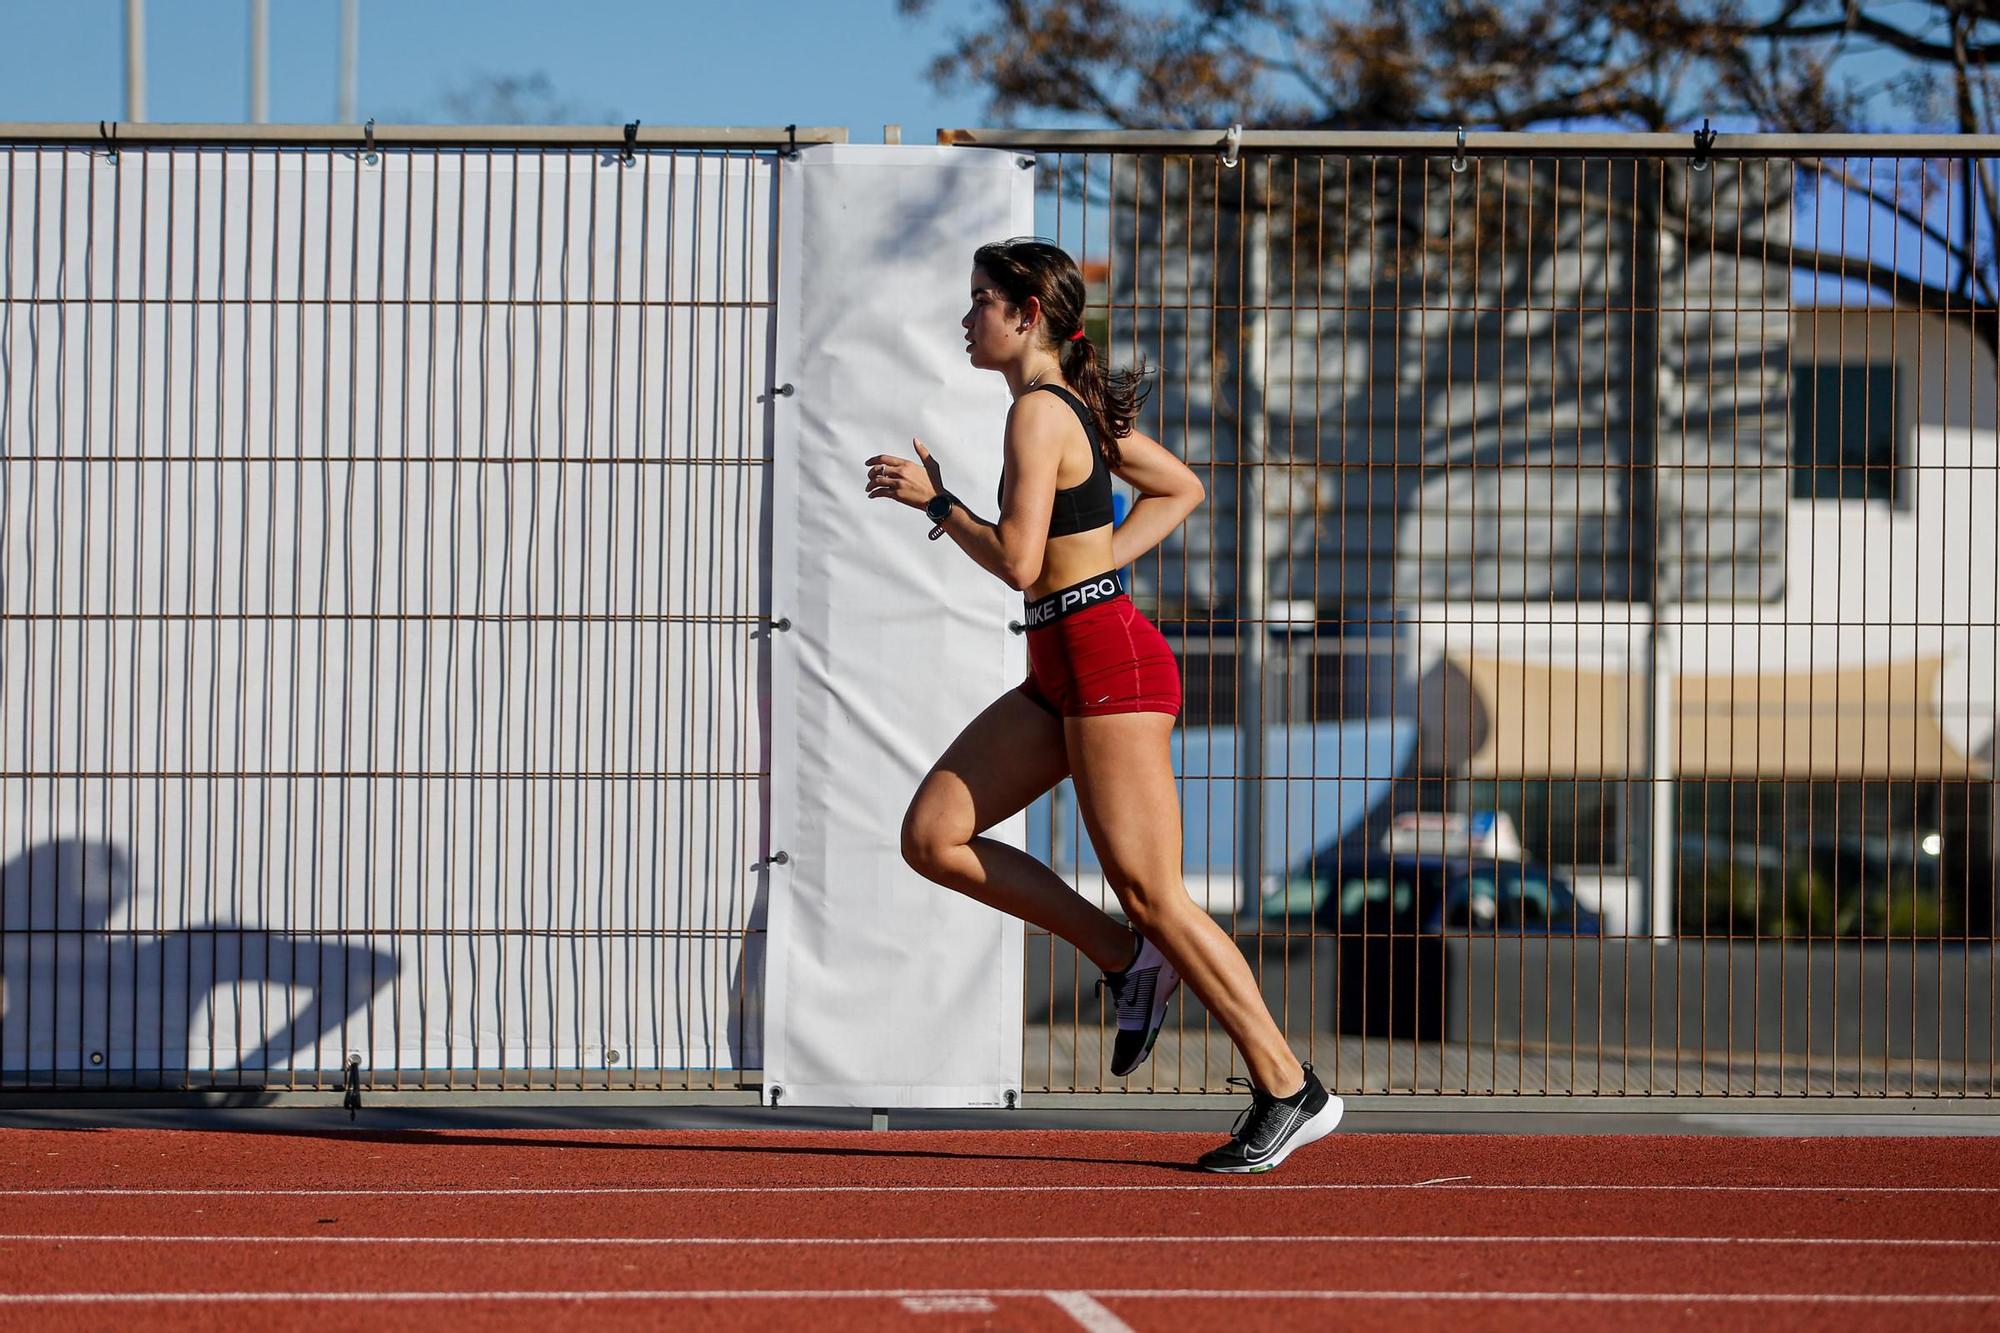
xmin=1026 ymin=526 xmax=1115 ymax=601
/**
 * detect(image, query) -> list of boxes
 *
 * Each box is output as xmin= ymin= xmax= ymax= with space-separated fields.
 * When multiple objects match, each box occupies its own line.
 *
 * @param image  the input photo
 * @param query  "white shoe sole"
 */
xmin=1201 ymin=1093 xmax=1345 ymax=1174
xmin=1109 ymin=953 xmax=1182 ymax=1077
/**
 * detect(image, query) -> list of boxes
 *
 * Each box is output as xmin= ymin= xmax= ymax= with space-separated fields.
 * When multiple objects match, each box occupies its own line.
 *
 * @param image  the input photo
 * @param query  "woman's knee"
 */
xmin=1114 ymin=877 xmax=1187 ymax=936
xmin=899 ymin=798 xmax=965 ymax=880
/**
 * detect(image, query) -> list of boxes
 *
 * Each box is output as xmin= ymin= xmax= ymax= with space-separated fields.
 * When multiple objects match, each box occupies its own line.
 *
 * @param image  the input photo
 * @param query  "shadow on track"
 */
xmin=206 ymin=1125 xmax=1210 ymax=1173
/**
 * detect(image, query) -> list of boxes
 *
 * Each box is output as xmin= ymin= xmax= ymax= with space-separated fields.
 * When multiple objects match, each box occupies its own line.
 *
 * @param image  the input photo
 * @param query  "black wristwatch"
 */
xmin=924 ymin=490 xmax=957 ymax=540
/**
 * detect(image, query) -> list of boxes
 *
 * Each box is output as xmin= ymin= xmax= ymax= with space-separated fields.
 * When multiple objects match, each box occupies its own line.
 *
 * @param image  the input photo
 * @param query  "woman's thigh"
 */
xmin=1063 ymin=711 xmax=1183 ymax=892
xmin=905 ymin=688 xmax=1071 ymax=845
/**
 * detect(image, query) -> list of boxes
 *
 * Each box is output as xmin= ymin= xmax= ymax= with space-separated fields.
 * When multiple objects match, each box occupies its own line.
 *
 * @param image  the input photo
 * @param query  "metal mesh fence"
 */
xmin=1017 ymin=142 xmax=1998 ymax=1099
xmin=0 ymin=135 xmax=782 ymax=1092
xmin=3 ymin=127 xmax=1995 ymax=1103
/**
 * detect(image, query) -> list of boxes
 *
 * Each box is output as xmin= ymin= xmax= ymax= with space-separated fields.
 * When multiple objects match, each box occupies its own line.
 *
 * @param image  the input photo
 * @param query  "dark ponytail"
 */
xmin=973 ymin=237 xmax=1151 ymax=467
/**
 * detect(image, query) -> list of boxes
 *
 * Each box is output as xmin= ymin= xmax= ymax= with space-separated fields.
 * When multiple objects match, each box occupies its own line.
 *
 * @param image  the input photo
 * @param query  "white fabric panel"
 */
xmin=765 ymin=145 xmax=1032 ymax=1107
xmin=0 ymin=147 xmax=770 ymax=1075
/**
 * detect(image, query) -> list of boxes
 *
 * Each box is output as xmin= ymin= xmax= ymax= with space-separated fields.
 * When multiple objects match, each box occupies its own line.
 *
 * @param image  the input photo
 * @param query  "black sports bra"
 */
xmin=996 ymin=383 xmax=1115 ymax=537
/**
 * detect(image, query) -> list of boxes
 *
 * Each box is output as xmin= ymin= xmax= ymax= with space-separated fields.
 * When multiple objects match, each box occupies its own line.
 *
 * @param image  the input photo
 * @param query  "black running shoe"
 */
xmin=1196 ymin=1065 xmax=1343 ymax=1173
xmin=1097 ymin=934 xmax=1181 ymax=1077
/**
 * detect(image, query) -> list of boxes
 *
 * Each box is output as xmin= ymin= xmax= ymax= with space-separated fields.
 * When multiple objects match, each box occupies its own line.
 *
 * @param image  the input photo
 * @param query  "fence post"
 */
xmin=1640 ymin=182 xmax=1677 ymax=942
xmin=1646 ymin=621 xmax=1677 ymax=939
xmin=123 ymin=0 xmax=146 ymax=122
xmin=1235 ymin=159 xmax=1271 ymax=915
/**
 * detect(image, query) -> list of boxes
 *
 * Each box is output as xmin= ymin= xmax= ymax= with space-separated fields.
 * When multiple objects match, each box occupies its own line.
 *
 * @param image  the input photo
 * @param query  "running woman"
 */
xmin=863 ymin=237 xmax=1341 ymax=1173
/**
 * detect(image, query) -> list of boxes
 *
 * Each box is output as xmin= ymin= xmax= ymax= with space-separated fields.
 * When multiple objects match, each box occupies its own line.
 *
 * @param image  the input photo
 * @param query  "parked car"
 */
xmin=1676 ymin=831 xmax=1941 ymax=892
xmin=1266 ymin=850 xmax=1600 ymax=936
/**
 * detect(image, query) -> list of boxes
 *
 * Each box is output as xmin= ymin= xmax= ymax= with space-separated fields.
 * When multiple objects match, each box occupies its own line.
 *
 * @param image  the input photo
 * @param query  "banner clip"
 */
xmin=1692 ymin=117 xmax=1716 ymax=171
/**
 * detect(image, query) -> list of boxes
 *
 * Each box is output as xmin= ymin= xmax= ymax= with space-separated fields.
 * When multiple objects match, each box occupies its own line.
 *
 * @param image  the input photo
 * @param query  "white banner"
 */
xmin=765 ymin=145 xmax=1032 ymax=1107
xmin=0 ymin=146 xmax=772 ymax=1075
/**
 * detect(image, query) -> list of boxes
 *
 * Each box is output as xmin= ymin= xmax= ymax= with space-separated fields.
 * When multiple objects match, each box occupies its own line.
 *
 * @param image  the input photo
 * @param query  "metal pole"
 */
xmin=338 ymin=0 xmax=359 ymax=124
xmin=123 ymin=0 xmax=146 ymax=122
xmin=1639 ymin=193 xmax=1678 ymax=942
xmin=1647 ymin=620 xmax=1676 ymax=939
xmin=249 ymin=0 xmax=269 ymax=124
xmin=1236 ymin=160 xmax=1271 ymax=915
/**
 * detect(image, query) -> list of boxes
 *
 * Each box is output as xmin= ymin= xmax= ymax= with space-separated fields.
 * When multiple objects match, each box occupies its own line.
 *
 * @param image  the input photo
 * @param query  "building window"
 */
xmin=1311 ymin=636 xmax=1402 ymax=721
xmin=1792 ymin=363 xmax=1904 ymax=503
xmin=1674 ymin=780 xmax=1992 ymax=938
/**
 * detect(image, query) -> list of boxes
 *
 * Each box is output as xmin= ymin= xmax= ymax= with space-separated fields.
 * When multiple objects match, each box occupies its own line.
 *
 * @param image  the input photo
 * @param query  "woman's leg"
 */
xmin=1065 ymin=711 xmax=1305 ymax=1096
xmin=901 ymin=689 xmax=1136 ymax=972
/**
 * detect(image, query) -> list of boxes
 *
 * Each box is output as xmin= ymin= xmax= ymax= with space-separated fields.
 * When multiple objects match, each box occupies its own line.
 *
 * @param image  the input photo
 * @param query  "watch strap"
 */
xmin=925 ymin=489 xmax=957 ymax=540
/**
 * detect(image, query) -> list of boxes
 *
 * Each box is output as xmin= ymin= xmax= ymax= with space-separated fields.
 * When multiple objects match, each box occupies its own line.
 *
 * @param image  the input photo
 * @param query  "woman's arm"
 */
xmin=1108 ymin=428 xmax=1205 ymax=569
xmin=864 ymin=393 xmax=1065 ymax=591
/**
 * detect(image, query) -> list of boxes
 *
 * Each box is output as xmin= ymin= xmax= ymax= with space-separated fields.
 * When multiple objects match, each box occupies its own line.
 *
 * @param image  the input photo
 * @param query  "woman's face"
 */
xmin=962 ymin=265 xmax=1032 ymax=372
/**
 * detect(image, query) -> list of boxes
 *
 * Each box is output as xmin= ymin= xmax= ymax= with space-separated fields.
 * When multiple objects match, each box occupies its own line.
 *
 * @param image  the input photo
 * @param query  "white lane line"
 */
xmin=0 ymin=1233 xmax=1995 ymax=1248
xmin=1109 ymin=1290 xmax=2000 ymax=1306
xmin=1046 ymin=1289 xmax=1135 ymax=1332
xmin=902 ymin=1296 xmax=995 ymax=1314
xmin=1 ymin=1183 xmax=1994 ymax=1196
xmin=0 ymin=1288 xmax=1993 ymax=1308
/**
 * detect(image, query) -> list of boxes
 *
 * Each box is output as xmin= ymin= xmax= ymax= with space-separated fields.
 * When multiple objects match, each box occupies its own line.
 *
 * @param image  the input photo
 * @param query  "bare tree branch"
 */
xmin=1795 ymin=157 xmax=1962 ymax=258
xmin=1760 ymin=12 xmax=2000 ymax=63
xmin=914 ymin=0 xmax=2000 ymax=325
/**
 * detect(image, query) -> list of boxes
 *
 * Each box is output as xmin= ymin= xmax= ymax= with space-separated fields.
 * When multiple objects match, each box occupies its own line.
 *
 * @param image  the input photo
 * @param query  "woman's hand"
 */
xmin=863 ymin=439 xmax=945 ymax=510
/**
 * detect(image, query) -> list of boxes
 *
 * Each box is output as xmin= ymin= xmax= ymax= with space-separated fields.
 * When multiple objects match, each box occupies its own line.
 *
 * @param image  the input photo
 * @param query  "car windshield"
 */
xmin=1335 ymin=875 xmax=1414 ymax=921
xmin=1324 ymin=860 xmax=1585 ymax=931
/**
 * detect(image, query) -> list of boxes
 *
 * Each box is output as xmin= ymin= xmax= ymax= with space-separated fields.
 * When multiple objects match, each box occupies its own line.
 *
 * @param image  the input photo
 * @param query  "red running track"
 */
xmin=0 ymin=1127 xmax=1996 ymax=1330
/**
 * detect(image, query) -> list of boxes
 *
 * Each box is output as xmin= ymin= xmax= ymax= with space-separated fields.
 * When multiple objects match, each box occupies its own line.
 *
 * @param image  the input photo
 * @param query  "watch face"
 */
xmin=927 ymin=494 xmax=952 ymax=521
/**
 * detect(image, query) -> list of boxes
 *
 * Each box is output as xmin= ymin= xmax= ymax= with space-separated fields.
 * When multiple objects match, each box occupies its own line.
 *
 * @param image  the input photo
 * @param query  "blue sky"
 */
xmin=0 ymin=0 xmax=995 ymax=138
xmin=0 ymin=1 xmax=1936 ymax=136
xmin=0 ymin=0 xmax=1974 ymax=296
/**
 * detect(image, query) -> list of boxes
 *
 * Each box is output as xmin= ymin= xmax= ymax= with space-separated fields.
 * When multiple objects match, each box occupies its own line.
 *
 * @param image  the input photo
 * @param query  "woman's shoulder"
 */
xmin=1006 ymin=384 xmax=1084 ymax=427
xmin=1003 ymin=386 xmax=1090 ymax=470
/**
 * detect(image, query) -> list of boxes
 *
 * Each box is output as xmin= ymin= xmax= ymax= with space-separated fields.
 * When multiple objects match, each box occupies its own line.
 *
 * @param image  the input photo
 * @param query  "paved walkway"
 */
xmin=1024 ymin=1024 xmax=1998 ymax=1097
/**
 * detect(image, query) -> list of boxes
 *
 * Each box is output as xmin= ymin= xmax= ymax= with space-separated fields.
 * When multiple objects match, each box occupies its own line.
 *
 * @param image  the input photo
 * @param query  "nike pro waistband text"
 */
xmin=1022 ymin=573 xmax=1124 ymax=629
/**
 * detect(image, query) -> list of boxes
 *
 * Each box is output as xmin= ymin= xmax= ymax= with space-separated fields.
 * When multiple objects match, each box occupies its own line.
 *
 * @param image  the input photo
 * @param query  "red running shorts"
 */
xmin=1016 ymin=576 xmax=1182 ymax=719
